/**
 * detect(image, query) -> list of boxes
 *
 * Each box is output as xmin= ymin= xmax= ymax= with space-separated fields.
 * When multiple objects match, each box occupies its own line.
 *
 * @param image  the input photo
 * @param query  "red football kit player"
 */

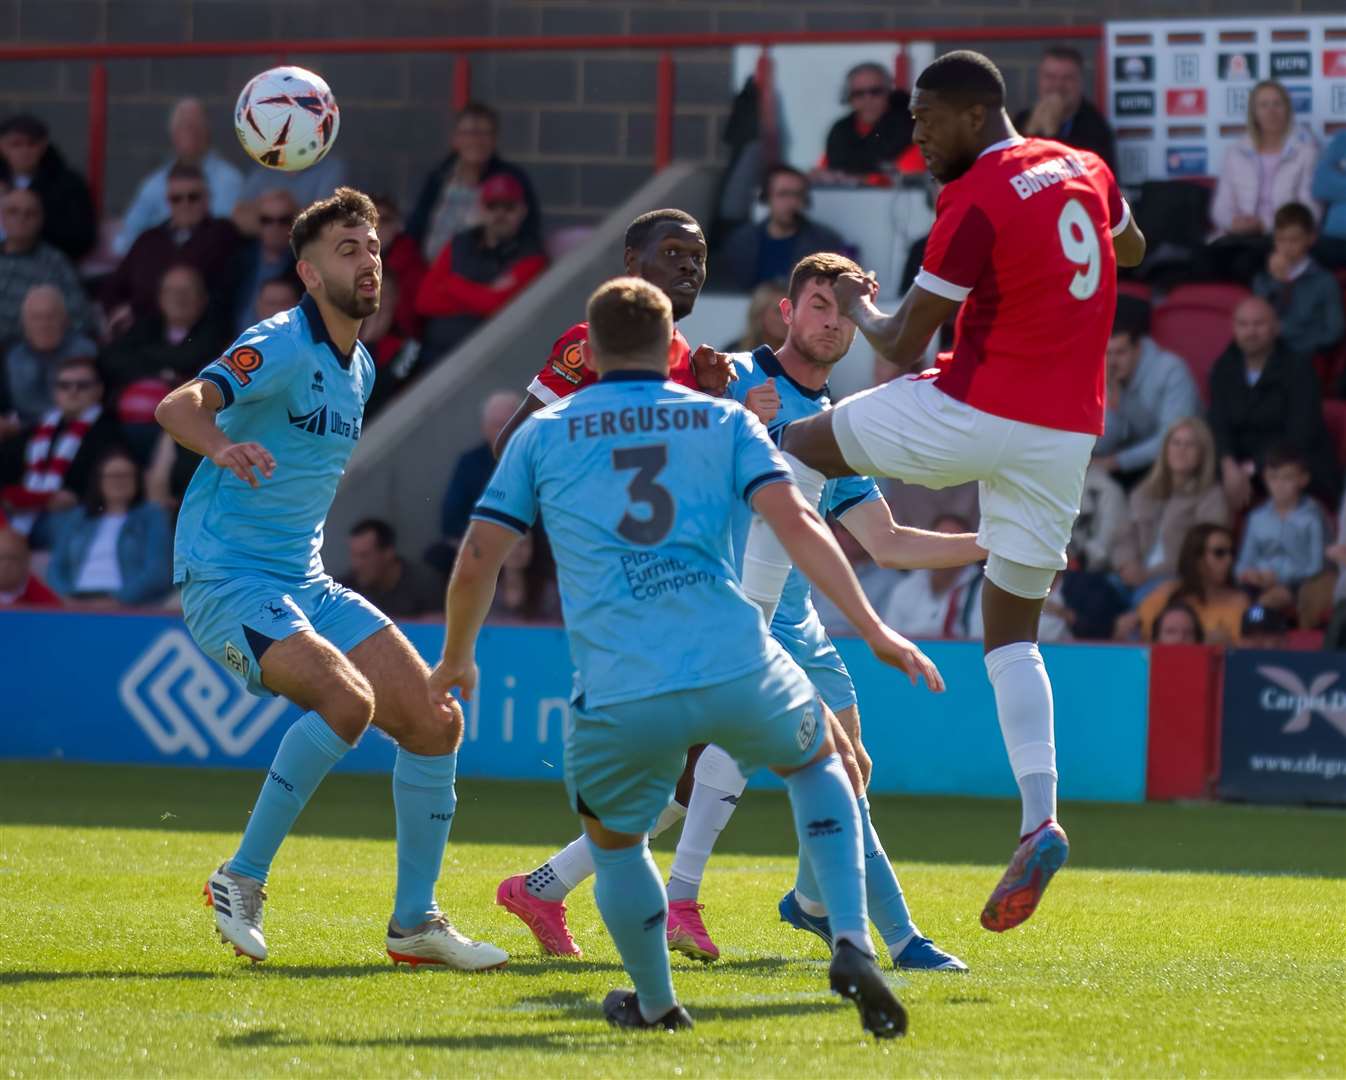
xmin=527 ymin=321 xmax=697 ymax=405
xmin=751 ymin=52 xmax=1146 ymax=936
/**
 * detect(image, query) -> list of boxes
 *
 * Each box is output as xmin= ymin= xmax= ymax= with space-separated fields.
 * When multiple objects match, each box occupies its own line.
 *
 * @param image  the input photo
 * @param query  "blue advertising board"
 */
xmin=1 ymin=612 xmax=1150 ymax=802
xmin=1218 ymin=649 xmax=1346 ymax=806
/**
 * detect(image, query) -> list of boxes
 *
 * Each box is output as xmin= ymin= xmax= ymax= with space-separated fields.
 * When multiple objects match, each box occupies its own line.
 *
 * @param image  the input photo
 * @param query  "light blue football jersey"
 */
xmin=173 ymin=295 xmax=375 ymax=584
xmin=726 ymin=345 xmax=880 ymax=630
xmin=473 ymin=370 xmax=792 ymax=708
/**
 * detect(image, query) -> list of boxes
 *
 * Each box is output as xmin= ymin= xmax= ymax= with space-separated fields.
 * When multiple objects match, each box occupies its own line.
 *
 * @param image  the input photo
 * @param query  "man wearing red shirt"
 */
xmin=0 ymin=526 xmax=61 ymax=607
xmin=758 ymin=51 xmax=1146 ymax=933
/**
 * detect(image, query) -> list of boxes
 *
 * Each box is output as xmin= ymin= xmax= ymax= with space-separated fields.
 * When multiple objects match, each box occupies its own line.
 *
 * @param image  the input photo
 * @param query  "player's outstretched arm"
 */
xmin=154 ymin=380 xmax=275 ymax=488
xmin=430 ymin=520 xmax=521 ymax=710
xmin=492 ymin=393 xmax=548 ymax=460
xmin=751 ymin=480 xmax=944 ymax=692
xmin=841 ymin=499 xmax=987 ymax=570
xmin=832 ymin=273 xmax=960 ymax=378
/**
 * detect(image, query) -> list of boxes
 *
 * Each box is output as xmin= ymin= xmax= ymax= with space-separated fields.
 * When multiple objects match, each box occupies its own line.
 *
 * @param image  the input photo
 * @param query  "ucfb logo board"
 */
xmin=1106 ymin=16 xmax=1346 ymax=185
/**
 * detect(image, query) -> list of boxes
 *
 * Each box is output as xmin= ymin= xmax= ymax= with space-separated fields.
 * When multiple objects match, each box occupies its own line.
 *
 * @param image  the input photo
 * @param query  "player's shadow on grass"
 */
xmin=0 ymin=963 xmax=391 ymax=986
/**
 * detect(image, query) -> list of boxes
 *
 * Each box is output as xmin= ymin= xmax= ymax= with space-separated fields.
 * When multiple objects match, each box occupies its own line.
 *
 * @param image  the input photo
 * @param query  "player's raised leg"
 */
xmin=347 ymin=622 xmax=507 ymax=970
xmin=205 ymin=626 xmax=374 ymax=962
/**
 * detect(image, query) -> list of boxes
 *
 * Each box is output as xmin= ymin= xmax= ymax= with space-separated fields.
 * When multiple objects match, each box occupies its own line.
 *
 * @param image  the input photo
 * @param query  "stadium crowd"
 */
xmin=3 ymin=46 xmax=1346 ymax=650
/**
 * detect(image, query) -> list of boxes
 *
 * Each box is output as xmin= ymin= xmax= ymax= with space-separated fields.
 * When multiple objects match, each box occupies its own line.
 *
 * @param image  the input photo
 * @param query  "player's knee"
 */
xmin=393 ymin=692 xmax=463 ymax=756
xmin=321 ymin=676 xmax=375 ymax=744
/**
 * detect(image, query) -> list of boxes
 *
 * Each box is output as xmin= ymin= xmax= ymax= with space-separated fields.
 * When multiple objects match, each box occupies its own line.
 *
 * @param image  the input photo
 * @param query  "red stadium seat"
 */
xmin=1150 ymin=302 xmax=1236 ymax=404
xmin=1285 ymin=628 xmax=1325 ymax=651
xmin=1323 ymin=400 xmax=1346 ymax=468
xmin=1163 ymin=283 xmax=1252 ymax=311
xmin=1116 ymin=280 xmax=1152 ymax=303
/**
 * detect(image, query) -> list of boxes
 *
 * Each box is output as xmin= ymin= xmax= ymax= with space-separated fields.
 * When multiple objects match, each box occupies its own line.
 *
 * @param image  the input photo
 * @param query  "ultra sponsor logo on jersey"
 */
xmin=117 ymin=628 xmax=288 ymax=759
xmin=551 ymin=341 xmax=586 ymax=386
xmin=1113 ymin=55 xmax=1154 ymax=83
xmin=219 ymin=345 xmax=264 ymax=386
xmin=1270 ymin=52 xmax=1311 ymax=79
xmin=287 ymin=404 xmax=361 ymax=439
xmin=1166 ymin=88 xmax=1206 ymax=117
xmin=1114 ymin=90 xmax=1155 ymax=117
xmin=1217 ymin=53 xmax=1258 ymax=81
xmin=1166 ymin=146 xmax=1208 ymax=177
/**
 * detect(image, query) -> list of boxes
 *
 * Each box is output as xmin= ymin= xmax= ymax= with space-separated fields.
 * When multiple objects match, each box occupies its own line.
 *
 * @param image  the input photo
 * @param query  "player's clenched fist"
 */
xmin=831 ymin=271 xmax=879 ymax=318
xmin=212 ymin=441 xmax=275 ymax=487
xmin=863 ymin=625 xmax=945 ymax=693
xmin=744 ymin=377 xmax=780 ymax=424
xmin=428 ymin=656 xmax=479 ymax=712
xmin=690 ymin=344 xmax=736 ymax=395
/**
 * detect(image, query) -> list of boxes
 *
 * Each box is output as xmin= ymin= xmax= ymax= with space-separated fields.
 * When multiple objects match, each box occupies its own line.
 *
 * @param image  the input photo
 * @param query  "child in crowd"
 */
xmin=1251 ymin=202 xmax=1345 ymax=358
xmin=1235 ymin=446 xmax=1326 ymax=615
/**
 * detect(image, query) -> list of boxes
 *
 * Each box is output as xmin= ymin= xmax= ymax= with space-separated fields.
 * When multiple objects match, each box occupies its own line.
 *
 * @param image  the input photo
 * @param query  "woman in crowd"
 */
xmin=1207 ymin=80 xmax=1319 ymax=281
xmin=486 ymin=528 xmax=560 ymax=624
xmin=46 ymin=446 xmax=172 ymax=607
xmin=1118 ymin=523 xmax=1248 ymax=645
xmin=725 ymin=280 xmax=788 ymax=355
xmin=1112 ymin=418 xmax=1230 ymax=599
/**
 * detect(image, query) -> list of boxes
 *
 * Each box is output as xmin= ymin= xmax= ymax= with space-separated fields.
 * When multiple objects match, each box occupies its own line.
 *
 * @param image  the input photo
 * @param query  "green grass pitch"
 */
xmin=2 ymin=761 xmax=1344 ymax=1078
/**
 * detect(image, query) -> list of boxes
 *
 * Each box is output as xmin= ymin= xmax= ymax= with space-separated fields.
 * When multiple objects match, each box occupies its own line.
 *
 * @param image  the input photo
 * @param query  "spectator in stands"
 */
xmin=1208 ymin=80 xmax=1320 ymax=282
xmin=1209 ymin=296 xmax=1337 ymax=510
xmin=1240 ymin=604 xmax=1289 ymax=650
xmin=0 ymin=526 xmax=60 ymax=607
xmin=1322 ymin=498 xmax=1346 ymax=649
xmin=0 ymin=114 xmax=96 ymax=261
xmin=1153 ymin=602 xmax=1204 ymax=645
xmin=485 ymin=528 xmax=560 ymax=624
xmin=103 ymin=164 xmax=241 ymax=334
xmin=232 ymin=150 xmax=345 ymax=237
xmin=45 ymin=447 xmax=172 ymax=608
xmin=1312 ymin=129 xmax=1346 ymax=269
xmin=102 ymin=264 xmax=231 ymax=394
xmin=1251 ymin=202 xmax=1344 ymax=358
xmin=726 ymin=280 xmax=789 ymax=354
xmin=1122 ymin=523 xmax=1248 ymax=645
xmin=1234 ymin=446 xmax=1326 ymax=616
xmin=438 ymin=390 xmax=523 ymax=544
xmin=414 ymin=173 xmax=548 ymax=361
xmin=1094 ymin=296 xmax=1200 ymax=486
xmin=231 ymin=188 xmax=298 ymax=331
xmin=1069 ymin=463 xmax=1127 ymax=572
xmin=815 ymin=63 xmax=914 ymax=180
xmin=407 ymin=102 xmax=541 ymax=264
xmin=0 ymin=188 xmax=93 ymax=343
xmin=0 ymin=285 xmax=96 ymax=431
xmin=1113 ymin=417 xmax=1230 ymax=595
xmin=254 ymin=276 xmax=302 ymax=324
xmin=0 ymin=356 xmax=124 ymax=533
xmin=340 ymin=518 xmax=442 ymax=618
xmin=360 ymin=275 xmax=423 ymax=416
xmin=721 ymin=166 xmax=848 ymax=291
xmin=115 ymin=98 xmax=244 ymax=257
xmin=811 ymin=520 xmax=899 ymax=637
xmin=1013 ymin=46 xmax=1116 ymax=172
xmin=878 ymin=514 xmax=983 ymax=639
xmin=372 ymin=194 xmax=427 ymax=342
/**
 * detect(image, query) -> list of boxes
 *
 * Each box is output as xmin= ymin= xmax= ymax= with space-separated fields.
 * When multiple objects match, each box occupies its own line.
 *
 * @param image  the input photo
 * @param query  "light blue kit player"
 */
xmin=157 ymin=188 xmax=506 ymax=972
xmin=431 ymin=276 xmax=945 ymax=1038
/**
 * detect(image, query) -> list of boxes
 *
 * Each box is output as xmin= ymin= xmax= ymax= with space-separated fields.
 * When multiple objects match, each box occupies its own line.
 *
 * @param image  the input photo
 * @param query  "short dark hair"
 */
xmin=787 ymin=251 xmax=862 ymax=303
xmin=915 ymin=50 xmax=1006 ymax=109
xmin=1043 ymin=45 xmax=1085 ymax=69
xmin=764 ymin=164 xmax=809 ymax=196
xmin=57 ymin=354 xmax=99 ymax=378
xmin=290 ymin=187 xmax=379 ymax=260
xmin=1112 ymin=294 xmax=1151 ymax=341
xmin=350 ymin=517 xmax=396 ymax=548
xmin=0 ymin=114 xmax=47 ymax=140
xmin=456 ymin=101 xmax=499 ymax=131
xmin=1273 ymin=202 xmax=1316 ymax=234
xmin=624 ymin=208 xmax=701 ymax=253
xmin=1264 ymin=444 xmax=1308 ymax=473
xmin=166 ymin=162 xmax=204 ymax=184
xmin=586 ymin=276 xmax=673 ymax=364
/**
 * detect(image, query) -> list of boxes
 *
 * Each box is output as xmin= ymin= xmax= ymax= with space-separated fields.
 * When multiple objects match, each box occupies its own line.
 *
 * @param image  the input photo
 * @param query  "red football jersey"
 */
xmin=526 ymin=322 xmax=697 ymax=404
xmin=917 ymin=137 xmax=1128 ymax=436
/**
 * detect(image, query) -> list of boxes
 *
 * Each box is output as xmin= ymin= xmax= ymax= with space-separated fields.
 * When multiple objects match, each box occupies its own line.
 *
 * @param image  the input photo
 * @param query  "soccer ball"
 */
xmin=234 ymin=66 xmax=339 ymax=172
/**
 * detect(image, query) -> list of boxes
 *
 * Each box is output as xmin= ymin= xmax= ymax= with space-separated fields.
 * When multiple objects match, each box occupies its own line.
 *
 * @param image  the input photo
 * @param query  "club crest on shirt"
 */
xmin=551 ymin=341 xmax=585 ymax=385
xmin=219 ymin=345 xmax=264 ymax=387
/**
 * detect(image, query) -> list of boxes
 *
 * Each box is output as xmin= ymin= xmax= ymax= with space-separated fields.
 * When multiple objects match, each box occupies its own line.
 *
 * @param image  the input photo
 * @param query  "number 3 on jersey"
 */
xmin=1057 ymin=198 xmax=1101 ymax=301
xmin=613 ymin=445 xmax=674 ymax=545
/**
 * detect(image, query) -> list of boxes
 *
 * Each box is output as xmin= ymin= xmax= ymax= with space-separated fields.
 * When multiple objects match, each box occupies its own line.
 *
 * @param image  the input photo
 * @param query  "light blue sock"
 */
xmin=230 ymin=711 xmax=350 ymax=883
xmin=794 ymin=844 xmax=821 ymax=904
xmin=783 ymin=754 xmax=869 ymax=952
xmin=858 ymin=795 xmax=917 ymax=954
xmin=589 ymin=838 xmax=677 ymax=1023
xmin=392 ymin=749 xmax=458 ymax=929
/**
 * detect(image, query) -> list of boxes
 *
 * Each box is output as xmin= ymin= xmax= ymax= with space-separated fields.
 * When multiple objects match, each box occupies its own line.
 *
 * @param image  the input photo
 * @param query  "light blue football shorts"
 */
xmin=772 ymin=607 xmax=857 ymax=714
xmin=564 ymin=639 xmax=825 ymax=836
xmin=180 ymin=572 xmax=390 ymax=697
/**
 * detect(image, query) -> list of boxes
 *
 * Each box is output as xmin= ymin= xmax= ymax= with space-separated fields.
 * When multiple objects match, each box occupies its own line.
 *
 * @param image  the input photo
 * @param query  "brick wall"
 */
xmin=0 ymin=1 xmax=1335 ymax=229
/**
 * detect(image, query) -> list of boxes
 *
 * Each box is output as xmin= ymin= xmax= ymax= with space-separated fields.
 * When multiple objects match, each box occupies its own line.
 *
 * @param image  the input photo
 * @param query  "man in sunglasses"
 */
xmin=234 ymin=189 xmax=299 ymax=332
xmin=102 ymin=162 xmax=242 ymax=336
xmin=816 ymin=63 xmax=915 ymax=181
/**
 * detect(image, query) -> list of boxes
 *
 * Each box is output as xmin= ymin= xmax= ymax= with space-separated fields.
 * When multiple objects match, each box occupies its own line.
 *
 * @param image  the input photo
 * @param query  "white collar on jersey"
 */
xmin=978 ymin=136 xmax=1026 ymax=159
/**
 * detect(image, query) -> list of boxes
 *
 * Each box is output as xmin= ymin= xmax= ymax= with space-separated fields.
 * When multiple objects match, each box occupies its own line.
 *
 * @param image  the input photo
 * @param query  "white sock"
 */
xmin=651 ymin=800 xmax=687 ymax=838
xmin=985 ymin=641 xmax=1058 ymax=837
xmin=795 ymin=890 xmax=827 ymax=917
xmin=740 ymin=451 xmax=826 ymax=623
xmin=548 ymin=834 xmax=595 ymax=891
xmin=667 ymin=748 xmax=747 ymax=901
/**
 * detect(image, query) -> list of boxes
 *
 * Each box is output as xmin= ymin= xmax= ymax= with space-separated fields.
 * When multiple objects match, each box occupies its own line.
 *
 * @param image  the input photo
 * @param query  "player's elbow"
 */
xmin=1115 ymin=228 xmax=1147 ymax=269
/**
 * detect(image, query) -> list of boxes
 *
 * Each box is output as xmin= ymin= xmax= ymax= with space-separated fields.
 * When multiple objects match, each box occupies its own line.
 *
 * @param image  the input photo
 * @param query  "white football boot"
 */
xmin=203 ymin=863 xmax=267 ymax=962
xmin=386 ymin=913 xmax=508 ymax=971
